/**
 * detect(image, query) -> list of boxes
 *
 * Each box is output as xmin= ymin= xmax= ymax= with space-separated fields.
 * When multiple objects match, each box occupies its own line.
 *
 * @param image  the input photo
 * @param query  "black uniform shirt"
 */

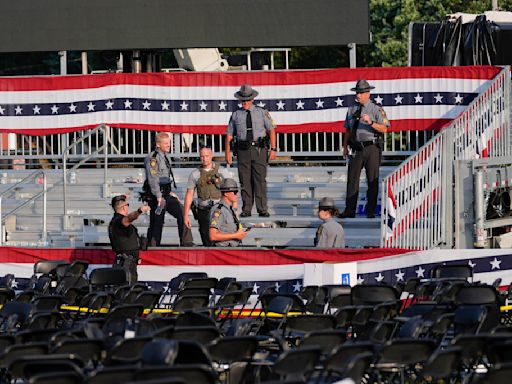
xmin=108 ymin=212 xmax=139 ymax=255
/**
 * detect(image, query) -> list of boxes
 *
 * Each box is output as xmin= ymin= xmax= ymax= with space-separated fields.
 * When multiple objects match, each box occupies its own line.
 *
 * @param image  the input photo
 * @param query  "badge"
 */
xmin=211 ymin=220 xmax=217 ymax=226
xmin=214 ymin=210 xmax=221 ymax=218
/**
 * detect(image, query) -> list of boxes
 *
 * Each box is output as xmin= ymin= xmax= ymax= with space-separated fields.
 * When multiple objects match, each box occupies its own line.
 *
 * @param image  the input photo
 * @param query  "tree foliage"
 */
xmin=363 ymin=0 xmax=512 ymax=67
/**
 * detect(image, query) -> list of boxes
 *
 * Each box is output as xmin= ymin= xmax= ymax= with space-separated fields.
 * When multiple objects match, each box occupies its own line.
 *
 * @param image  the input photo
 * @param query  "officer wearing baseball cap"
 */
xmin=209 ymin=178 xmax=247 ymax=247
xmin=315 ymin=197 xmax=345 ymax=248
xmin=108 ymin=195 xmax=150 ymax=284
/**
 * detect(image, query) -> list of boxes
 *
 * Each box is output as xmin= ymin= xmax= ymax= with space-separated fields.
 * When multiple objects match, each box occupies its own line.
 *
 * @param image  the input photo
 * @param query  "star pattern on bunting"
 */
xmin=0 ymin=92 xmax=476 ymax=117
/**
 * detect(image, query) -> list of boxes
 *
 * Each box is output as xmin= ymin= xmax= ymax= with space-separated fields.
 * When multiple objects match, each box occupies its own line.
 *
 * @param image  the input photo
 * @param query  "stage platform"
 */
xmin=0 ymin=246 xmax=510 ymax=294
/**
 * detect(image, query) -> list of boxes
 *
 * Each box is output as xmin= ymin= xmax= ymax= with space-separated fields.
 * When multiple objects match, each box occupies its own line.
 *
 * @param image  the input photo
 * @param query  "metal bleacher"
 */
xmin=0 ymin=165 xmax=391 ymax=249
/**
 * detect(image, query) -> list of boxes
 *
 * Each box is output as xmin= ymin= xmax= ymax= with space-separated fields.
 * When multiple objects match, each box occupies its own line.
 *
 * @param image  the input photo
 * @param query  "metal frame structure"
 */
xmin=381 ymin=66 xmax=511 ymax=250
xmin=0 ymin=170 xmax=47 ymax=245
xmin=0 ymin=129 xmax=432 ymax=167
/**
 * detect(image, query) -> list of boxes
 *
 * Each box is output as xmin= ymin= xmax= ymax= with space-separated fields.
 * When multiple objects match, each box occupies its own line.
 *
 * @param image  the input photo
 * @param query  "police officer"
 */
xmin=209 ymin=178 xmax=247 ymax=247
xmin=144 ymin=132 xmax=194 ymax=246
xmin=225 ymin=84 xmax=277 ymax=218
xmin=183 ymin=145 xmax=233 ymax=246
xmin=108 ymin=195 xmax=151 ymax=284
xmin=315 ymin=197 xmax=345 ymax=248
xmin=339 ymin=79 xmax=390 ymax=219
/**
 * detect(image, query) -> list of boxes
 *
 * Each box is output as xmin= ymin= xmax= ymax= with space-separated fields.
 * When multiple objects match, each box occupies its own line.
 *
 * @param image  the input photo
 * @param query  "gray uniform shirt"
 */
xmin=209 ymin=201 xmax=241 ymax=247
xmin=315 ymin=218 xmax=345 ymax=248
xmin=186 ymin=164 xmax=233 ymax=207
xmin=344 ymin=100 xmax=390 ymax=142
xmin=144 ymin=149 xmax=173 ymax=200
xmin=226 ymin=105 xmax=275 ymax=141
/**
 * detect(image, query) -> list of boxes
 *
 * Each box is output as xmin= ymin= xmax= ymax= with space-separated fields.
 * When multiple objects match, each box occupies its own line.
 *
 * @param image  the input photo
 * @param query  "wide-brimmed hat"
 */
xmin=219 ymin=178 xmax=239 ymax=192
xmin=319 ymin=197 xmax=337 ymax=210
xmin=351 ymin=79 xmax=375 ymax=93
xmin=234 ymin=84 xmax=259 ymax=101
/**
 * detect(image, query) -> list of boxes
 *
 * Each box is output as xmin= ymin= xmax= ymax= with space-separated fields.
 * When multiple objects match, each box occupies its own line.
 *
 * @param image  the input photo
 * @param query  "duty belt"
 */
xmin=238 ymin=140 xmax=265 ymax=150
xmin=360 ymin=140 xmax=376 ymax=147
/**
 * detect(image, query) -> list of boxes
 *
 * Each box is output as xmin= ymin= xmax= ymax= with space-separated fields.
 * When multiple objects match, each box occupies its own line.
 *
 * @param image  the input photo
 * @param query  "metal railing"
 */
xmin=381 ymin=66 xmax=511 ymax=250
xmin=0 ymin=170 xmax=47 ymax=245
xmin=62 ymin=124 xmax=114 ymax=229
xmin=0 ymin=128 xmax=431 ymax=167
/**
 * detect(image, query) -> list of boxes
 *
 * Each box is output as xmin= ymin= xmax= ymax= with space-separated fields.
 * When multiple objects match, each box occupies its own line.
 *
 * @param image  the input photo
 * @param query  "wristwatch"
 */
xmin=137 ymin=208 xmax=143 ymax=214
xmin=270 ymin=147 xmax=278 ymax=151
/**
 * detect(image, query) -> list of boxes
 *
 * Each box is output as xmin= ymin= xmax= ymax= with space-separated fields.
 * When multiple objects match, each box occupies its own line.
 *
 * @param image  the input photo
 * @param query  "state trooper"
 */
xmin=225 ymin=84 xmax=277 ymax=218
xmin=209 ymin=178 xmax=247 ymax=247
xmin=143 ymin=132 xmax=194 ymax=247
xmin=183 ymin=145 xmax=233 ymax=246
xmin=315 ymin=197 xmax=345 ymax=248
xmin=339 ymin=79 xmax=390 ymax=219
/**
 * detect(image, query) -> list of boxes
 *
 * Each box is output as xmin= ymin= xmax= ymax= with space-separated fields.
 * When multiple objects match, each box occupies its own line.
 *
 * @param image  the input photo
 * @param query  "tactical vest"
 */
xmin=197 ymin=163 xmax=222 ymax=201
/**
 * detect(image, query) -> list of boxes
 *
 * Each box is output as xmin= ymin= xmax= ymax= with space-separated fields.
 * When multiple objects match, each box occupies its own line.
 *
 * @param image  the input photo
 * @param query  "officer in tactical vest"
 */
xmin=109 ymin=195 xmax=150 ymax=284
xmin=315 ymin=197 xmax=345 ymax=248
xmin=209 ymin=178 xmax=247 ymax=247
xmin=225 ymin=84 xmax=278 ymax=218
xmin=144 ymin=132 xmax=194 ymax=247
xmin=183 ymin=146 xmax=233 ymax=246
xmin=339 ymin=79 xmax=390 ymax=219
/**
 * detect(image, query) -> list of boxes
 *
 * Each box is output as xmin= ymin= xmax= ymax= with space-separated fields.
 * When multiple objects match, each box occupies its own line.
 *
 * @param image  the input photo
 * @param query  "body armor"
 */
xmin=197 ymin=163 xmax=222 ymax=201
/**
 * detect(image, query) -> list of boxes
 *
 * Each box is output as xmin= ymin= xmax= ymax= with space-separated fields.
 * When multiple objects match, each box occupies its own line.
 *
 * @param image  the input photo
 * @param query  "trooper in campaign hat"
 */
xmin=319 ymin=197 xmax=337 ymax=210
xmin=315 ymin=197 xmax=345 ymax=248
xmin=219 ymin=178 xmax=239 ymax=193
xmin=209 ymin=178 xmax=247 ymax=247
xmin=350 ymin=79 xmax=376 ymax=93
xmin=225 ymin=84 xmax=277 ymax=219
xmin=339 ymin=78 xmax=390 ymax=220
xmin=234 ymin=84 xmax=259 ymax=101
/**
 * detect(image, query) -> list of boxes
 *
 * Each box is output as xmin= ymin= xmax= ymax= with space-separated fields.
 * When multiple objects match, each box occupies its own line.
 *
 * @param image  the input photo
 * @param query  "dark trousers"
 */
xmin=345 ymin=144 xmax=382 ymax=215
xmin=197 ymin=206 xmax=212 ymax=246
xmin=237 ymin=147 xmax=268 ymax=213
xmin=114 ymin=252 xmax=139 ymax=285
xmin=147 ymin=195 xmax=193 ymax=246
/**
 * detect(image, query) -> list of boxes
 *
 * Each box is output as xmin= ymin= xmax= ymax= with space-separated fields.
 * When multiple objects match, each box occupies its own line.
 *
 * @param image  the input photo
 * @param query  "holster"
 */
xmin=191 ymin=201 xmax=199 ymax=220
xmin=115 ymin=253 xmax=138 ymax=267
xmin=229 ymin=140 xmax=238 ymax=157
xmin=348 ymin=139 xmax=364 ymax=152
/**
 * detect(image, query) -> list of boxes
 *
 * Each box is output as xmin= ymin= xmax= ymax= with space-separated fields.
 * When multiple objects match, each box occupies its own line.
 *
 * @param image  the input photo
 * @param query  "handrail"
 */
xmin=0 ymin=170 xmax=47 ymax=245
xmin=62 ymin=124 xmax=111 ymax=229
xmin=381 ymin=66 xmax=511 ymax=249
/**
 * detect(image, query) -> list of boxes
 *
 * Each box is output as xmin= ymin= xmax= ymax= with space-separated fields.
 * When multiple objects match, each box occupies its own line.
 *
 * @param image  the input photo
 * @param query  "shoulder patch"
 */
xmin=379 ymin=107 xmax=389 ymax=125
xmin=316 ymin=225 xmax=323 ymax=237
xmin=213 ymin=210 xmax=221 ymax=218
xmin=211 ymin=219 xmax=217 ymax=226
xmin=149 ymin=158 xmax=158 ymax=175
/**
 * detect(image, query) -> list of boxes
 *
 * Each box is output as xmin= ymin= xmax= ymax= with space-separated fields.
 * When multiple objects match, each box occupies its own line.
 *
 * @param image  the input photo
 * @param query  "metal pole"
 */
xmin=492 ymin=0 xmax=499 ymax=11
xmin=63 ymin=150 xmax=68 ymax=229
xmin=59 ymin=51 xmax=67 ymax=75
xmin=81 ymin=52 xmax=88 ymax=74
xmin=103 ymin=125 xmax=109 ymax=198
xmin=0 ymin=196 xmax=3 ymax=245
xmin=42 ymin=173 xmax=47 ymax=244
xmin=474 ymin=169 xmax=486 ymax=248
xmin=348 ymin=43 xmax=356 ymax=68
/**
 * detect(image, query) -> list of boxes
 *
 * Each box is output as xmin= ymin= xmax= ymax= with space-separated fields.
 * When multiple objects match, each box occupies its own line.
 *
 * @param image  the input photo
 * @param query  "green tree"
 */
xmin=363 ymin=0 xmax=512 ymax=67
